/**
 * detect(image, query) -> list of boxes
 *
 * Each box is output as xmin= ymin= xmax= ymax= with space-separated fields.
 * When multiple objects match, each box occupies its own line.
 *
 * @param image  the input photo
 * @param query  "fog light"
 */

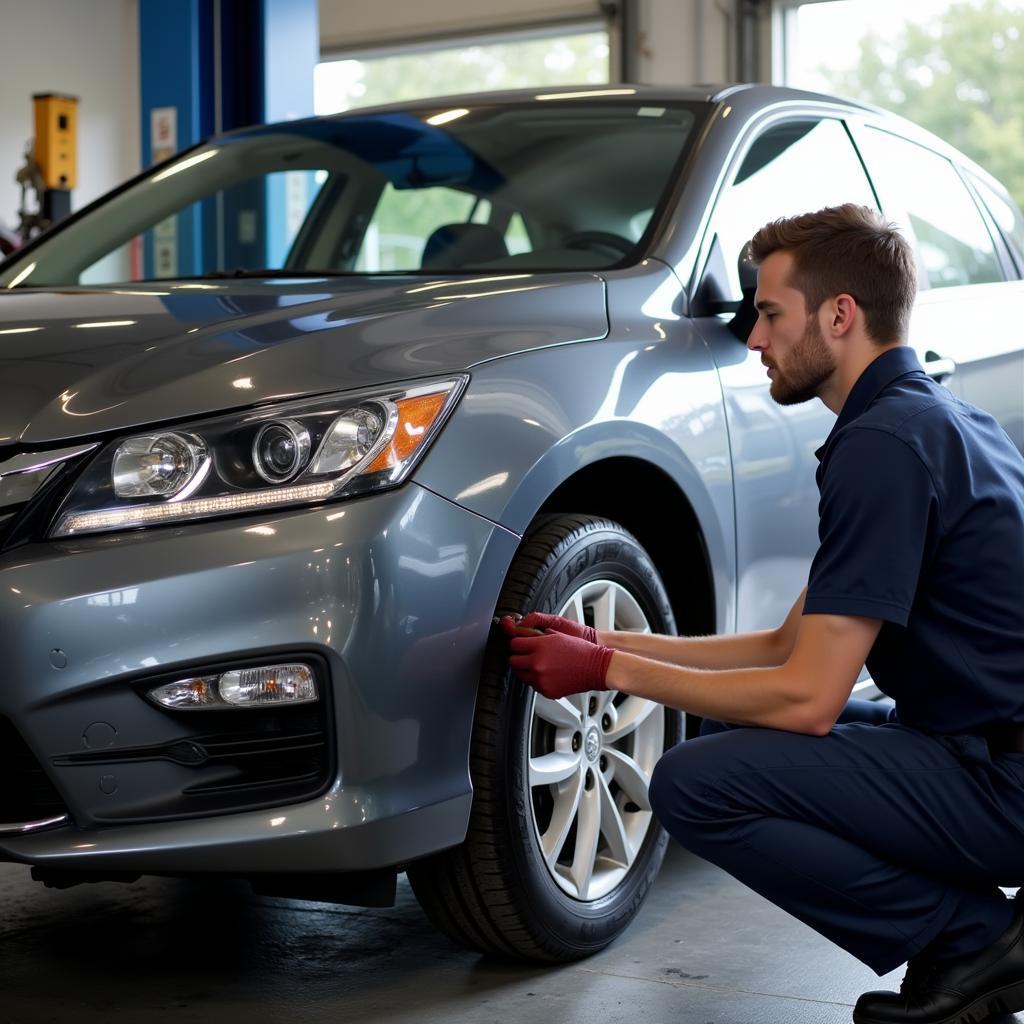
xmin=148 ymin=663 xmax=318 ymax=710
xmin=219 ymin=664 xmax=317 ymax=706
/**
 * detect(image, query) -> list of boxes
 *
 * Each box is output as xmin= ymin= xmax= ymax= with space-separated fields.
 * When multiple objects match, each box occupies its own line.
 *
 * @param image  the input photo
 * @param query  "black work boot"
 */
xmin=853 ymin=899 xmax=1024 ymax=1024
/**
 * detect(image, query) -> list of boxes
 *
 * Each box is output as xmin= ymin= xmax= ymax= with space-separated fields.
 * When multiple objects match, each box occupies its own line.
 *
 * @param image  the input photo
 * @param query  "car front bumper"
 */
xmin=0 ymin=482 xmax=518 ymax=873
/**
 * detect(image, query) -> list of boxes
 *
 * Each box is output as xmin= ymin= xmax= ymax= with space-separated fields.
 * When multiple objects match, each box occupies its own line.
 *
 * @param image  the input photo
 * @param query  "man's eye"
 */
xmin=765 ymin=312 xmax=777 ymax=321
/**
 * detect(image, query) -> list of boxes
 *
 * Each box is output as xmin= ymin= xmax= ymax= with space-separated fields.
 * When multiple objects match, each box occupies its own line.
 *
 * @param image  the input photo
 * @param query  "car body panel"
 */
xmin=0 ymin=482 xmax=518 ymax=869
xmin=0 ymin=273 xmax=606 ymax=445
xmin=416 ymin=259 xmax=736 ymax=633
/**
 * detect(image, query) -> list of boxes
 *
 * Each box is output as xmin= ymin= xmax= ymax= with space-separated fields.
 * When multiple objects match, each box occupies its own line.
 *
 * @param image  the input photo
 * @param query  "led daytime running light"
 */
xmin=57 ymin=480 xmax=337 ymax=535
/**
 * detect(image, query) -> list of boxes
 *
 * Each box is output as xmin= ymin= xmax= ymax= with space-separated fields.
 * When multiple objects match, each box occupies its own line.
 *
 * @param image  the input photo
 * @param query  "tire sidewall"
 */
xmin=499 ymin=518 xmax=681 ymax=953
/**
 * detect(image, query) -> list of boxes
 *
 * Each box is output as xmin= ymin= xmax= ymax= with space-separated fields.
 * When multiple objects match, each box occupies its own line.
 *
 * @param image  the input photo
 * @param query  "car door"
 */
xmin=849 ymin=123 xmax=1024 ymax=454
xmin=688 ymin=114 xmax=881 ymax=633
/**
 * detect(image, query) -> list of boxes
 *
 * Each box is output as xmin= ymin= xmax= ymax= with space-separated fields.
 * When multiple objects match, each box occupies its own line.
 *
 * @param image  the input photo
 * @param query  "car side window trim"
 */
xmin=962 ymin=173 xmax=1023 ymax=280
xmin=687 ymin=105 xmax=876 ymax=301
xmin=692 ymin=112 xmax=878 ymax=309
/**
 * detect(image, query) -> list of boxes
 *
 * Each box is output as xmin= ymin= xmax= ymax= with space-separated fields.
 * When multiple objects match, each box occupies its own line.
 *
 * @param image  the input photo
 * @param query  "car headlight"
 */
xmin=50 ymin=375 xmax=467 ymax=537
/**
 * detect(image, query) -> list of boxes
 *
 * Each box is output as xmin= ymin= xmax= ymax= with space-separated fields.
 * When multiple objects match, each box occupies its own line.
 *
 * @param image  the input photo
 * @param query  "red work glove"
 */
xmin=508 ymin=630 xmax=615 ymax=699
xmin=498 ymin=612 xmax=597 ymax=643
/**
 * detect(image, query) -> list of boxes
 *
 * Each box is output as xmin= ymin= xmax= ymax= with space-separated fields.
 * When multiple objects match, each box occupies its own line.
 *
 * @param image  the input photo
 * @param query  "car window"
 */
xmin=969 ymin=173 xmax=1024 ymax=276
xmin=77 ymin=169 xmax=327 ymax=284
xmin=710 ymin=119 xmax=878 ymax=302
xmin=857 ymin=128 xmax=1004 ymax=289
xmin=0 ymin=102 xmax=702 ymax=287
xmin=354 ymin=184 xmax=476 ymax=271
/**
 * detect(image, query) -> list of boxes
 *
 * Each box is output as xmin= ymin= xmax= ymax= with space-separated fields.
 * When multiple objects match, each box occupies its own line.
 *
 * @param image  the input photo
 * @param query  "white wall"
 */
xmin=0 ymin=0 xmax=139 ymax=233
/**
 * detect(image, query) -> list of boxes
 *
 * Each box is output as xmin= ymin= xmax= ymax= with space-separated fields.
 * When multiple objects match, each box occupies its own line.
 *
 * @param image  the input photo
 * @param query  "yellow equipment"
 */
xmin=32 ymin=93 xmax=78 ymax=191
xmin=14 ymin=93 xmax=78 ymax=241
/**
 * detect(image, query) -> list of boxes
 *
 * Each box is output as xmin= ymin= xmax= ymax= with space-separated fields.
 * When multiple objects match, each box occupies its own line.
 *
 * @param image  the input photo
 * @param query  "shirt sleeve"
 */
xmin=804 ymin=427 xmax=940 ymax=625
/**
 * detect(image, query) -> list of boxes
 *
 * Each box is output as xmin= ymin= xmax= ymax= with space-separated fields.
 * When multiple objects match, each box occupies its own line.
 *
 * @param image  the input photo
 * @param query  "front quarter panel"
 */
xmin=416 ymin=260 xmax=736 ymax=634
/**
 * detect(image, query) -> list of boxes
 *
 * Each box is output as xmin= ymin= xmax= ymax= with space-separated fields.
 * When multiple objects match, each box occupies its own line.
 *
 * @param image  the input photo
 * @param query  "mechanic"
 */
xmin=500 ymin=204 xmax=1024 ymax=1024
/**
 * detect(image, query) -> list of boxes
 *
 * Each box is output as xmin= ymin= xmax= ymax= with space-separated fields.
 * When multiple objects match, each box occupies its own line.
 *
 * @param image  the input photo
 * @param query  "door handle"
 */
xmin=924 ymin=350 xmax=957 ymax=382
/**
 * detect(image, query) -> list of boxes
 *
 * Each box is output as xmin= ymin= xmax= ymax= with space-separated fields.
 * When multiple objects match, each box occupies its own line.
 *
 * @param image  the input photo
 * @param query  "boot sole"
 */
xmin=853 ymin=978 xmax=1024 ymax=1024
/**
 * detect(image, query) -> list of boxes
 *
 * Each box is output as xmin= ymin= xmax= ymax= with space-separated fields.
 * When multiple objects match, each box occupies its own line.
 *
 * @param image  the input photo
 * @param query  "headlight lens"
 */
xmin=112 ymin=431 xmax=210 ymax=498
xmin=252 ymin=419 xmax=311 ymax=484
xmin=50 ymin=375 xmax=466 ymax=537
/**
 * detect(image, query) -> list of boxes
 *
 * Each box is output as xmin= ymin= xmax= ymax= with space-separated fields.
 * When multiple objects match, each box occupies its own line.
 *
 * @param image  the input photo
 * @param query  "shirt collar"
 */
xmin=814 ymin=346 xmax=926 ymax=463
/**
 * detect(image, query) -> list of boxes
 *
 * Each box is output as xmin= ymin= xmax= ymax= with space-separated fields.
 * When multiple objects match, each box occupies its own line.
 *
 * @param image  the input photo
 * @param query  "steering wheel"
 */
xmin=562 ymin=230 xmax=635 ymax=258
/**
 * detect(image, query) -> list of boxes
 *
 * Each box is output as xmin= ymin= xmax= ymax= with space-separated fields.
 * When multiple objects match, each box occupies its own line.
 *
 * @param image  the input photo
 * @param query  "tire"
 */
xmin=407 ymin=513 xmax=684 ymax=961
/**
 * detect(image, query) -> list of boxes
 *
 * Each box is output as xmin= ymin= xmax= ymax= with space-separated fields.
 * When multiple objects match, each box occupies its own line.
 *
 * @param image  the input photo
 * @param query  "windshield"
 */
xmin=0 ymin=101 xmax=702 ymax=288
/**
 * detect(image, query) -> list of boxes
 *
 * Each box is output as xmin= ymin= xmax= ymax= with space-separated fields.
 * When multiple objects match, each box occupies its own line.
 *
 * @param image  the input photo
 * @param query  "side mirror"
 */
xmin=728 ymin=241 xmax=759 ymax=342
xmin=692 ymin=235 xmax=740 ymax=316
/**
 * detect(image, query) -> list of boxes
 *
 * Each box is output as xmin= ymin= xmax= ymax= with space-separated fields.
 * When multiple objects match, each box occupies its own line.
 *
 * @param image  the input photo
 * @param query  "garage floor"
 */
xmin=4 ymin=844 xmax=1018 ymax=1024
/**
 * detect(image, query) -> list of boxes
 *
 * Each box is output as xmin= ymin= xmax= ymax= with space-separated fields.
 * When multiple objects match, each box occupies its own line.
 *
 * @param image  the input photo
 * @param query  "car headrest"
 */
xmin=421 ymin=223 xmax=508 ymax=269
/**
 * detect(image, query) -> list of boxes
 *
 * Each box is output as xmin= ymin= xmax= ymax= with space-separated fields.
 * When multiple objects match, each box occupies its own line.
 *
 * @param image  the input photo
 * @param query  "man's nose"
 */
xmin=747 ymin=323 xmax=765 ymax=352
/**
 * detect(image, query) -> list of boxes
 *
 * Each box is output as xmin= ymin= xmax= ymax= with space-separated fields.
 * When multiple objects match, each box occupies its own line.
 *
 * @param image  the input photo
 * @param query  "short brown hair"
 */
xmin=749 ymin=204 xmax=917 ymax=344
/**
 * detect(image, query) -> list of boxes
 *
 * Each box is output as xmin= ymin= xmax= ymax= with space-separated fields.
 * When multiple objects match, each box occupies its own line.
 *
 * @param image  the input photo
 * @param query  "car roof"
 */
xmin=320 ymin=81 xmax=879 ymax=117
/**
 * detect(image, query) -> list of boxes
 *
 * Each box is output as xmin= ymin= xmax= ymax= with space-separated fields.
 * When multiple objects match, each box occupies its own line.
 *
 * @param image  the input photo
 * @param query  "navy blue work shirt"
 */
xmin=804 ymin=345 xmax=1024 ymax=735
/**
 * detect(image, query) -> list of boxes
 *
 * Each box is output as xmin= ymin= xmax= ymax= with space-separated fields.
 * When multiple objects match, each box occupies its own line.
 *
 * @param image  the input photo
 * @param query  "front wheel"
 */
xmin=407 ymin=513 xmax=684 ymax=961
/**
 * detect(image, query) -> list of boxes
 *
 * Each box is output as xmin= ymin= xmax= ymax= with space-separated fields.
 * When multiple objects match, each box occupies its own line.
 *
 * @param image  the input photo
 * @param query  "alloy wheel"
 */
xmin=526 ymin=580 xmax=668 ymax=901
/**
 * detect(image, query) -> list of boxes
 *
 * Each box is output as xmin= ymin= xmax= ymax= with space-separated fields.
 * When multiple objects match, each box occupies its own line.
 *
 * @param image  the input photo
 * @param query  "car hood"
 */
xmin=0 ymin=273 xmax=606 ymax=446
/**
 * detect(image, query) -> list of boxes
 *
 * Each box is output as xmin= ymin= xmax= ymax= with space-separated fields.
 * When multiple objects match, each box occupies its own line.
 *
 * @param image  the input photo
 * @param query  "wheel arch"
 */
xmin=536 ymin=457 xmax=715 ymax=640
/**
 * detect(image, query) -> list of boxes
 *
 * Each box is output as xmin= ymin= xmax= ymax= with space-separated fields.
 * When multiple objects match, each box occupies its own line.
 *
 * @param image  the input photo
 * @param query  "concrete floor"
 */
xmin=0 ymin=844 xmax=1020 ymax=1024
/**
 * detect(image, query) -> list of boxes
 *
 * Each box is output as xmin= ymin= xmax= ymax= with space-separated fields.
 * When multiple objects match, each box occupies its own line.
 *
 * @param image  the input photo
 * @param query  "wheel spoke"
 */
xmin=569 ymin=590 xmax=586 ymax=625
xmin=605 ymin=695 xmax=659 ymax=743
xmin=534 ymin=695 xmax=582 ymax=730
xmin=540 ymin=766 xmax=585 ymax=867
xmin=569 ymin=782 xmax=600 ymax=898
xmin=597 ymin=772 xmax=632 ymax=866
xmin=604 ymin=748 xmax=652 ymax=811
xmin=529 ymin=749 xmax=582 ymax=788
xmin=565 ymin=691 xmax=589 ymax=718
xmin=590 ymin=585 xmax=617 ymax=632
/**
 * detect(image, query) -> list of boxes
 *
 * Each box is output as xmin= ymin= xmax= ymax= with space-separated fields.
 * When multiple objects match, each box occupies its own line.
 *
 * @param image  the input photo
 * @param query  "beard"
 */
xmin=768 ymin=316 xmax=837 ymax=406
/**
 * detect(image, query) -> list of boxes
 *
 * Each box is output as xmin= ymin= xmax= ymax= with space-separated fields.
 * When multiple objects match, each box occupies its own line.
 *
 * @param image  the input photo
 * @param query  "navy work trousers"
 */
xmin=648 ymin=698 xmax=1024 ymax=976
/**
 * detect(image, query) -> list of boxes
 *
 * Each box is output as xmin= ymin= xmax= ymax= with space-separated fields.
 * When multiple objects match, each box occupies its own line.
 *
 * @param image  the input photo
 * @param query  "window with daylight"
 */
xmin=315 ymin=24 xmax=610 ymax=115
xmin=775 ymin=0 xmax=1024 ymax=214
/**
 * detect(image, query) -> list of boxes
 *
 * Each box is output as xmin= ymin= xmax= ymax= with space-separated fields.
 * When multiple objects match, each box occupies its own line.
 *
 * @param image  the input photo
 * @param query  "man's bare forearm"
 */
xmin=595 ymin=628 xmax=786 ymax=671
xmin=605 ymin=652 xmax=818 ymax=733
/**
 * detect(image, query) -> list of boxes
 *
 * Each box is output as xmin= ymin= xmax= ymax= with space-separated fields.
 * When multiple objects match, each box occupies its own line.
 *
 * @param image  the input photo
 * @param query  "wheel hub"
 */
xmin=584 ymin=725 xmax=601 ymax=762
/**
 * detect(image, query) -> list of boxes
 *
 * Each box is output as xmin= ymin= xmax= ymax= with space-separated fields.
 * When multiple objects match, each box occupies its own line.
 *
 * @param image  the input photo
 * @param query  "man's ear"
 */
xmin=828 ymin=294 xmax=857 ymax=337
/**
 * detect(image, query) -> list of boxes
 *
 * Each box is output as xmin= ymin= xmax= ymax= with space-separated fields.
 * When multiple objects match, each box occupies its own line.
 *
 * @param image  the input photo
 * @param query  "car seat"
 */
xmin=421 ymin=223 xmax=508 ymax=270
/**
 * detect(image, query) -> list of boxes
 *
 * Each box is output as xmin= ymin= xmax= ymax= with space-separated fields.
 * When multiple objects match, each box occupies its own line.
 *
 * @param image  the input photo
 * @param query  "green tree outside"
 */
xmin=820 ymin=0 xmax=1024 ymax=209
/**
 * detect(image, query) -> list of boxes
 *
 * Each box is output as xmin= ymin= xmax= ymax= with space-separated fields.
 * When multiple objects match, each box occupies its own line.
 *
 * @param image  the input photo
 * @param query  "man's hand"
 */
xmin=508 ymin=631 xmax=615 ymax=699
xmin=498 ymin=613 xmax=597 ymax=643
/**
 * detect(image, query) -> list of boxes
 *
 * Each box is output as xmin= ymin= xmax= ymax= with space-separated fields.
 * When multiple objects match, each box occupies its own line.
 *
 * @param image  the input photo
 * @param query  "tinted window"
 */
xmin=858 ymin=128 xmax=1003 ymax=289
xmin=711 ymin=119 xmax=878 ymax=301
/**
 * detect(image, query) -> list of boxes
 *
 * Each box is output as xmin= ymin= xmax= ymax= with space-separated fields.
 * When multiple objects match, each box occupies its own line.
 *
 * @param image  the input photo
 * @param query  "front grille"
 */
xmin=0 ymin=717 xmax=68 ymax=824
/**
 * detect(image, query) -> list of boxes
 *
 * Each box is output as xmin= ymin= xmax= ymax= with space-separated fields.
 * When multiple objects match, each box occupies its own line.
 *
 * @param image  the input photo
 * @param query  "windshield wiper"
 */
xmin=182 ymin=268 xmax=357 ymax=279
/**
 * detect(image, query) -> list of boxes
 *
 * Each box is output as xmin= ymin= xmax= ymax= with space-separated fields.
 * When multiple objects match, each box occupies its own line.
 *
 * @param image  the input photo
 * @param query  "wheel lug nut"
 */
xmin=599 ymin=755 xmax=607 ymax=772
xmin=588 ymin=696 xmax=598 ymax=716
xmin=585 ymin=769 xmax=594 ymax=790
xmin=602 ymin=714 xmax=611 ymax=730
xmin=572 ymin=732 xmax=581 ymax=752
